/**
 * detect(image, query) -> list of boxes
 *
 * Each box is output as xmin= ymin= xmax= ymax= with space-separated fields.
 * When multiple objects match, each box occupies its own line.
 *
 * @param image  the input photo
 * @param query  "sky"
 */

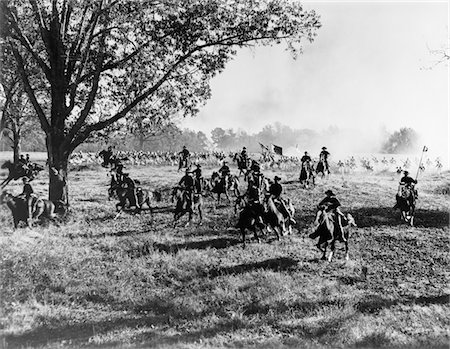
xmin=179 ymin=1 xmax=449 ymax=159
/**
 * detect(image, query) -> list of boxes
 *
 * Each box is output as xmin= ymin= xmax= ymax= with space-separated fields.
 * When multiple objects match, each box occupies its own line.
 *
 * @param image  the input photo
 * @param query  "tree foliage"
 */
xmin=0 ymin=0 xmax=321 ymax=203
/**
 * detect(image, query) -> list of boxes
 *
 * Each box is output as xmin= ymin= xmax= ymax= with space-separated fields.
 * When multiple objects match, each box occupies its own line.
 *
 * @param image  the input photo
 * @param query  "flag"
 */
xmin=271 ymin=144 xmax=283 ymax=156
xmin=423 ymin=146 xmax=428 ymax=152
xmin=259 ymin=142 xmax=269 ymax=152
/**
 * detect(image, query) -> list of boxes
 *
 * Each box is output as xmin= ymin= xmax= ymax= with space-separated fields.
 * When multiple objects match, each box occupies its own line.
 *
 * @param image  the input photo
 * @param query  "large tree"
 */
xmin=0 ymin=0 xmax=320 ymax=205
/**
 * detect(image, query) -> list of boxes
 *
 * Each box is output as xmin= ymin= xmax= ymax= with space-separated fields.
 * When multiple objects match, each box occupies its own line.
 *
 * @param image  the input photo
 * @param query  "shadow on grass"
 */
xmin=356 ymin=293 xmax=449 ymax=314
xmin=154 ymin=237 xmax=241 ymax=254
xmin=206 ymin=257 xmax=298 ymax=278
xmin=351 ymin=207 xmax=449 ymax=228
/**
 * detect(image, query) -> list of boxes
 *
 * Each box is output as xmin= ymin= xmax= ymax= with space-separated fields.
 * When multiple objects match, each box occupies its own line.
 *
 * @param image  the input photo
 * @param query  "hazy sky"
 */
xmin=180 ymin=1 xmax=449 ymax=157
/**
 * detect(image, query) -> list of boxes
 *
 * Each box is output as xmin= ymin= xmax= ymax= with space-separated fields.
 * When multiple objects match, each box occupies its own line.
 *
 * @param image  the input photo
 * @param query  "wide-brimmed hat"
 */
xmin=322 ymin=147 xmax=327 ymax=150
xmin=403 ymin=170 xmax=409 ymax=175
xmin=274 ymin=176 xmax=281 ymax=181
xmin=325 ymin=189 xmax=335 ymax=196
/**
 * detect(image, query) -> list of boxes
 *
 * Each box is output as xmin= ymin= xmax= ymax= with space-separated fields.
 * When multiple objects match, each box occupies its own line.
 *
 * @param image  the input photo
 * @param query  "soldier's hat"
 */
xmin=196 ymin=164 xmax=201 ymax=168
xmin=243 ymin=147 xmax=246 ymax=150
xmin=325 ymin=189 xmax=335 ymax=196
xmin=403 ymin=170 xmax=409 ymax=175
xmin=274 ymin=176 xmax=281 ymax=181
xmin=322 ymin=147 xmax=327 ymax=150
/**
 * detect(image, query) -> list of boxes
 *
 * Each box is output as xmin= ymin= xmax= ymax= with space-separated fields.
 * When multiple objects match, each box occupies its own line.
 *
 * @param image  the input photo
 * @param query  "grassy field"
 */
xmin=0 ymin=161 xmax=448 ymax=349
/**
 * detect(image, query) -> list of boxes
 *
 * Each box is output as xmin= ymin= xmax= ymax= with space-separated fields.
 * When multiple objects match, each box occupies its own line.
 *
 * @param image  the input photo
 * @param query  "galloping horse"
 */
xmin=263 ymin=196 xmax=295 ymax=240
xmin=394 ymin=184 xmax=416 ymax=226
xmin=310 ymin=210 xmax=357 ymax=261
xmin=299 ymin=161 xmax=315 ymax=188
xmin=114 ymin=186 xmax=154 ymax=218
xmin=171 ymin=186 xmax=203 ymax=226
xmin=233 ymin=153 xmax=249 ymax=178
xmin=209 ymin=172 xmax=240 ymax=204
xmin=316 ymin=160 xmax=329 ymax=178
xmin=1 ymin=161 xmax=44 ymax=188
xmin=0 ymin=191 xmax=56 ymax=228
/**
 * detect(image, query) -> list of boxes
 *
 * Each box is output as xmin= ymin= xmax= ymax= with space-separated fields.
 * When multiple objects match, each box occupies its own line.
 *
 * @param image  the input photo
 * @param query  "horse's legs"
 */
xmin=344 ymin=240 xmax=349 ymax=261
xmin=317 ymin=242 xmax=327 ymax=260
xmin=328 ymin=240 xmax=336 ymax=262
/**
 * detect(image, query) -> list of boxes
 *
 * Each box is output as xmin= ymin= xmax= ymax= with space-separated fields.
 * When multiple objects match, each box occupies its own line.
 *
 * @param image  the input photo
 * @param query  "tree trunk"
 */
xmin=12 ymin=131 xmax=21 ymax=163
xmin=47 ymin=134 xmax=70 ymax=208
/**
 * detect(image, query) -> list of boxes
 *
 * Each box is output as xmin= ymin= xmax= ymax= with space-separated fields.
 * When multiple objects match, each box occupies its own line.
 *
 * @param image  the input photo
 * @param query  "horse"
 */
xmin=177 ymin=155 xmax=191 ymax=171
xmin=209 ymin=172 xmax=240 ymax=204
xmin=299 ymin=161 xmax=315 ymax=188
xmin=394 ymin=184 xmax=416 ymax=226
xmin=1 ymin=161 xmax=44 ymax=188
xmin=263 ymin=196 xmax=295 ymax=240
xmin=236 ymin=203 xmax=267 ymax=248
xmin=315 ymin=160 xmax=329 ymax=178
xmin=310 ymin=210 xmax=357 ymax=262
xmin=113 ymin=186 xmax=154 ymax=218
xmin=171 ymin=186 xmax=203 ymax=227
xmin=233 ymin=153 xmax=249 ymax=178
xmin=0 ymin=191 xmax=56 ymax=228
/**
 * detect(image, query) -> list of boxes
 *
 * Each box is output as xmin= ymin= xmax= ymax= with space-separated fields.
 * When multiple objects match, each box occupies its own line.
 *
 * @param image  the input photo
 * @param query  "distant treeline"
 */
xmin=0 ymin=121 xmax=418 ymax=155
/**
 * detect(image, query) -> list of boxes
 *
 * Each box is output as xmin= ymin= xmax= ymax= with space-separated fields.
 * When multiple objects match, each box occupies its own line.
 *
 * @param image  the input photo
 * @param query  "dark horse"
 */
xmin=299 ymin=161 xmax=315 ymax=188
xmin=233 ymin=153 xmax=249 ymax=178
xmin=171 ymin=186 xmax=203 ymax=227
xmin=394 ymin=184 xmax=416 ymax=226
xmin=0 ymin=191 xmax=56 ymax=228
xmin=1 ymin=161 xmax=44 ymax=188
xmin=209 ymin=172 xmax=240 ymax=204
xmin=310 ymin=210 xmax=357 ymax=262
xmin=315 ymin=160 xmax=329 ymax=178
xmin=113 ymin=186 xmax=154 ymax=219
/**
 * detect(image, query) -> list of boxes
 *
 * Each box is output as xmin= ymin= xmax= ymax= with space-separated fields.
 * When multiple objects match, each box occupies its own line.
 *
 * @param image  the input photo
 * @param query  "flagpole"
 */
xmin=415 ymin=146 xmax=427 ymax=181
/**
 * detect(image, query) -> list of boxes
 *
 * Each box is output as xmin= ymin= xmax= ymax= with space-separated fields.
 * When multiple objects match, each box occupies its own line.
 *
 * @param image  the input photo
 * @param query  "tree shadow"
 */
xmin=350 ymin=207 xmax=449 ymax=228
xmin=356 ymin=293 xmax=449 ymax=315
xmin=206 ymin=257 xmax=298 ymax=278
xmin=153 ymin=237 xmax=242 ymax=254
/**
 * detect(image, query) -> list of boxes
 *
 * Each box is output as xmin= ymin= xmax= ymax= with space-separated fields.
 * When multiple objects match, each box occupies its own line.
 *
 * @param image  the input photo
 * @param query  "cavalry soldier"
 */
xmin=249 ymin=159 xmax=262 ymax=187
xmin=99 ymin=146 xmax=114 ymax=167
xmin=268 ymin=176 xmax=296 ymax=224
xmin=301 ymin=151 xmax=311 ymax=164
xmin=115 ymin=163 xmax=126 ymax=185
xmin=178 ymin=146 xmax=190 ymax=171
xmin=192 ymin=164 xmax=203 ymax=194
xmin=218 ymin=161 xmax=231 ymax=188
xmin=122 ymin=173 xmax=140 ymax=209
xmin=394 ymin=170 xmax=418 ymax=209
xmin=319 ymin=147 xmax=330 ymax=173
xmin=247 ymin=180 xmax=265 ymax=228
xmin=241 ymin=147 xmax=248 ymax=163
xmin=20 ymin=177 xmax=36 ymax=223
xmin=314 ymin=189 xmax=346 ymax=242
xmin=179 ymin=168 xmax=195 ymax=207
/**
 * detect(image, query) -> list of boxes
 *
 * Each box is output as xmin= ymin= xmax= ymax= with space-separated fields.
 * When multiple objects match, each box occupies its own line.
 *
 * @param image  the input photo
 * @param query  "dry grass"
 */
xmin=0 ymin=160 xmax=448 ymax=349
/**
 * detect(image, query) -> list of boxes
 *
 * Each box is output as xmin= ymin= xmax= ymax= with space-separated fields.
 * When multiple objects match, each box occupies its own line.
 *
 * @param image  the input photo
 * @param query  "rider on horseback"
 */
xmin=301 ymin=151 xmax=312 ymax=164
xmin=20 ymin=177 xmax=37 ymax=223
xmin=122 ymin=173 xmax=140 ymax=209
xmin=247 ymin=179 xmax=265 ymax=228
xmin=394 ymin=170 xmax=418 ymax=209
xmin=268 ymin=176 xmax=296 ymax=224
xmin=178 ymin=146 xmax=190 ymax=171
xmin=249 ymin=159 xmax=262 ymax=186
xmin=192 ymin=164 xmax=203 ymax=195
xmin=99 ymin=146 xmax=114 ymax=167
xmin=313 ymin=189 xmax=346 ymax=242
xmin=179 ymin=168 xmax=195 ymax=208
xmin=218 ymin=161 xmax=231 ymax=188
xmin=319 ymin=147 xmax=330 ymax=174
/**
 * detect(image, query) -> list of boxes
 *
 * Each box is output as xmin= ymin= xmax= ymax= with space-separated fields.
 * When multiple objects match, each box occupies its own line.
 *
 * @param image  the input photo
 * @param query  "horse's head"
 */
xmin=345 ymin=213 xmax=357 ymax=227
xmin=1 ymin=160 xmax=13 ymax=170
xmin=0 ymin=191 xmax=13 ymax=204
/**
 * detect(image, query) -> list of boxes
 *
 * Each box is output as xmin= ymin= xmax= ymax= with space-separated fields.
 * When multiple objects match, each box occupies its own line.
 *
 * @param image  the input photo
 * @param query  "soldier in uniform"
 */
xmin=268 ymin=176 xmax=296 ymax=224
xmin=319 ymin=147 xmax=330 ymax=174
xmin=179 ymin=168 xmax=195 ymax=208
xmin=312 ymin=189 xmax=345 ymax=242
xmin=192 ymin=164 xmax=203 ymax=195
xmin=218 ymin=161 xmax=231 ymax=188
